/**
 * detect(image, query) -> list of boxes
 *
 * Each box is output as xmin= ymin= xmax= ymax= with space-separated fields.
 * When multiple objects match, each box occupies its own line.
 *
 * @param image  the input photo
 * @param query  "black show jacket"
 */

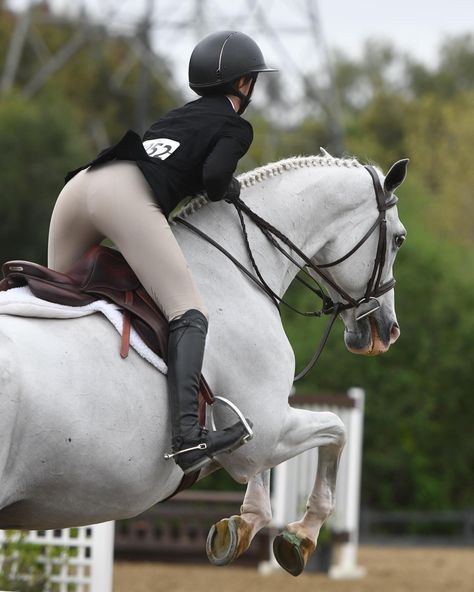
xmin=65 ymin=95 xmax=253 ymax=217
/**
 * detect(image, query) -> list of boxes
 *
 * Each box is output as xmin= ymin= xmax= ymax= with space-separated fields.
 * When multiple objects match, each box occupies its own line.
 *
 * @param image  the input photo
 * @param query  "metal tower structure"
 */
xmin=1 ymin=0 xmax=345 ymax=153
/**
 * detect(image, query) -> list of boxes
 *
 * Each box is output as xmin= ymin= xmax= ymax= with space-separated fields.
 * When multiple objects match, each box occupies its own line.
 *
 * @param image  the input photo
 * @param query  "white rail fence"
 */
xmin=0 ymin=521 xmax=114 ymax=592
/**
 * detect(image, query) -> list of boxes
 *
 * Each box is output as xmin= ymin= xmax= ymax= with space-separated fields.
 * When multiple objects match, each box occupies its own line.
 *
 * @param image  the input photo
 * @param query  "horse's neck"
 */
xmin=178 ymin=161 xmax=367 ymax=299
xmin=234 ymin=164 xmax=365 ymax=296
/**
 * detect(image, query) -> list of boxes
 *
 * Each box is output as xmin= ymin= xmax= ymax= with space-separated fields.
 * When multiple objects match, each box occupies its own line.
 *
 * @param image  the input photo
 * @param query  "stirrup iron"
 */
xmin=209 ymin=395 xmax=254 ymax=442
xmin=164 ymin=442 xmax=207 ymax=460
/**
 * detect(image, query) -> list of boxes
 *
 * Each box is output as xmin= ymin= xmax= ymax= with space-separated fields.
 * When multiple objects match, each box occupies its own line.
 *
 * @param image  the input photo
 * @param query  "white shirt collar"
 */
xmin=226 ymin=96 xmax=237 ymax=112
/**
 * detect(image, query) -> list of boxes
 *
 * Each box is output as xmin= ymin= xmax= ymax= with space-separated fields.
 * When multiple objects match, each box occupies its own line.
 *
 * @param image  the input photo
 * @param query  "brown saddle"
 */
xmin=0 ymin=245 xmax=213 ymax=399
xmin=0 ymin=245 xmax=214 ymax=496
xmin=1 ymin=246 xmax=166 ymax=357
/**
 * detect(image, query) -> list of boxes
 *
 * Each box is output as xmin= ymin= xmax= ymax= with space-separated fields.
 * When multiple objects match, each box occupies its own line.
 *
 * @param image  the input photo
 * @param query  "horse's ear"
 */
xmin=384 ymin=159 xmax=409 ymax=193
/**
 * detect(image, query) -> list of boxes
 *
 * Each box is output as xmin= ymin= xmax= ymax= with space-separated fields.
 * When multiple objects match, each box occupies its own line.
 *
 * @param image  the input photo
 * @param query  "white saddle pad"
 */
xmin=0 ymin=286 xmax=167 ymax=374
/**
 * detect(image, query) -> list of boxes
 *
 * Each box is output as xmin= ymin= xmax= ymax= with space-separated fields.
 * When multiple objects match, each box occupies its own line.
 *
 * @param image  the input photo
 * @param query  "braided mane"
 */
xmin=172 ymin=151 xmax=362 ymax=221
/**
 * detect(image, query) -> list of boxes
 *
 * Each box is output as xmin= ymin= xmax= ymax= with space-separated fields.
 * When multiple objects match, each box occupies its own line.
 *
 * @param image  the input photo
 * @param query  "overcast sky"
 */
xmin=319 ymin=0 xmax=473 ymax=63
xmin=7 ymin=0 xmax=474 ymax=101
xmin=9 ymin=1 xmax=473 ymax=59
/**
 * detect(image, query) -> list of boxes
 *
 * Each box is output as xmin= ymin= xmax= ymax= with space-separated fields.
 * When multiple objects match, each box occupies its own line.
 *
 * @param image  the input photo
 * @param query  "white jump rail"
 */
xmin=270 ymin=387 xmax=366 ymax=578
xmin=0 ymin=521 xmax=114 ymax=592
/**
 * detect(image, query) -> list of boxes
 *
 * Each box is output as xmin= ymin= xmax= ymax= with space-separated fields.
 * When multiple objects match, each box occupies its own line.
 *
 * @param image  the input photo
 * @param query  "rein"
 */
xmin=176 ymin=164 xmax=397 ymax=381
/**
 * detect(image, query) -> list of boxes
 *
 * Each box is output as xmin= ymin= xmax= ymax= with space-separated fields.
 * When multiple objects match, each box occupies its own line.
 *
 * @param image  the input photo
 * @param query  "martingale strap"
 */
xmin=177 ymin=211 xmax=343 ymax=379
xmin=232 ymin=198 xmax=359 ymax=309
xmin=175 ymin=216 xmax=329 ymax=317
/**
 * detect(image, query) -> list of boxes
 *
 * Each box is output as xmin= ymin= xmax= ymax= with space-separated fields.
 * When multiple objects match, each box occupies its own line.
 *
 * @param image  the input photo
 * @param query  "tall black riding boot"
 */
xmin=166 ymin=309 xmax=251 ymax=474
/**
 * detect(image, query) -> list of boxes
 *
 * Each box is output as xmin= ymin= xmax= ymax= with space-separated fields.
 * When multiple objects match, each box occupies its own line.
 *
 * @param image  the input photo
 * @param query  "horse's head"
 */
xmin=313 ymin=158 xmax=408 ymax=356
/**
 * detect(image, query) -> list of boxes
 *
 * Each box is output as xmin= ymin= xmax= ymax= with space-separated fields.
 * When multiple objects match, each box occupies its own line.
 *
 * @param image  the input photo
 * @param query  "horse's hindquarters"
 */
xmin=0 ymin=315 xmax=183 ymax=529
xmin=0 ymin=324 xmax=23 ymax=515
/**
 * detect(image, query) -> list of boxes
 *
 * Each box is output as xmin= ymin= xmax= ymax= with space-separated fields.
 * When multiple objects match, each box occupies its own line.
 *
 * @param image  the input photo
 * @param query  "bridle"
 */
xmin=314 ymin=165 xmax=398 ymax=314
xmin=176 ymin=164 xmax=398 ymax=381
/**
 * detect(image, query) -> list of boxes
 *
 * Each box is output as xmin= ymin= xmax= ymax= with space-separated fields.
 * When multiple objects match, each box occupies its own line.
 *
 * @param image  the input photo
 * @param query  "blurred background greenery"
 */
xmin=0 ymin=1 xmax=473 ymax=515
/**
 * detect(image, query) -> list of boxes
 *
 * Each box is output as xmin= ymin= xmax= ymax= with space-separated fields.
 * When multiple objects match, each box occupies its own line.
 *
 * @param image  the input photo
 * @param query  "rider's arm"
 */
xmin=203 ymin=124 xmax=253 ymax=202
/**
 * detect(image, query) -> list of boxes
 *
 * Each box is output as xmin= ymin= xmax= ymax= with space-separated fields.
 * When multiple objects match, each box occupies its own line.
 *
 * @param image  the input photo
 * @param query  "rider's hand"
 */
xmin=223 ymin=177 xmax=241 ymax=203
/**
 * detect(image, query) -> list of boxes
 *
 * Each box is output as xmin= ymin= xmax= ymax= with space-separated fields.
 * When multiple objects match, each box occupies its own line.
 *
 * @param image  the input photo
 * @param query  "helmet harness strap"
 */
xmin=223 ymin=73 xmax=258 ymax=115
xmin=233 ymin=73 xmax=258 ymax=115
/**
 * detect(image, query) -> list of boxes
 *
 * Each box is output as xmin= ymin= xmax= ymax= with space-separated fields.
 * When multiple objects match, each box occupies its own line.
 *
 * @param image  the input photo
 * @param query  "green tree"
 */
xmin=0 ymin=93 xmax=89 ymax=263
xmin=406 ymin=34 xmax=474 ymax=98
xmin=332 ymin=40 xmax=400 ymax=114
xmin=0 ymin=531 xmax=47 ymax=591
xmin=404 ymin=92 xmax=474 ymax=245
xmin=345 ymin=92 xmax=410 ymax=168
xmin=1 ymin=2 xmax=182 ymax=149
xmin=0 ymin=2 xmax=182 ymax=263
xmin=282 ymin=176 xmax=474 ymax=510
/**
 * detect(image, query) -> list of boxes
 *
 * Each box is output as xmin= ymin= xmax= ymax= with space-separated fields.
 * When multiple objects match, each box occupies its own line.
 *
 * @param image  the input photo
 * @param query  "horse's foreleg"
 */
xmin=271 ymin=408 xmax=346 ymax=576
xmin=206 ymin=470 xmax=271 ymax=566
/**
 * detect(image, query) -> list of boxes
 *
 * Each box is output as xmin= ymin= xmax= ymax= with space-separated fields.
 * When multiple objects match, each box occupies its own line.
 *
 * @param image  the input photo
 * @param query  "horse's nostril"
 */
xmin=390 ymin=322 xmax=400 ymax=343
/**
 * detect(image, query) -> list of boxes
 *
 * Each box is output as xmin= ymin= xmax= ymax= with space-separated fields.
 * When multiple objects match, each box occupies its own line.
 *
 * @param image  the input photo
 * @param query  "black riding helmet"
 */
xmin=189 ymin=30 xmax=277 ymax=114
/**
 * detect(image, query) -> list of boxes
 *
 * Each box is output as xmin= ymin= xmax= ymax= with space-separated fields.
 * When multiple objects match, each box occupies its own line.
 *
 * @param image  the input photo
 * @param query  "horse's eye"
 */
xmin=394 ymin=234 xmax=406 ymax=248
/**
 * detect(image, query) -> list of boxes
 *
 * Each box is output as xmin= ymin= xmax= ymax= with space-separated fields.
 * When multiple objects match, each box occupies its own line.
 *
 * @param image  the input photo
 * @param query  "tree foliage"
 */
xmin=333 ymin=36 xmax=474 ymax=246
xmin=279 ymin=38 xmax=474 ymax=510
xmin=0 ymin=92 xmax=89 ymax=262
xmin=283 ymin=181 xmax=474 ymax=510
xmin=0 ymin=3 xmax=182 ymax=263
xmin=0 ymin=531 xmax=47 ymax=591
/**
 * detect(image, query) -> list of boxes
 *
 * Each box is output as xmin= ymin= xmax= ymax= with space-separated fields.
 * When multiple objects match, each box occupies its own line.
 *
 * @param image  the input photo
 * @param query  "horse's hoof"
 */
xmin=206 ymin=516 xmax=251 ymax=566
xmin=273 ymin=530 xmax=315 ymax=577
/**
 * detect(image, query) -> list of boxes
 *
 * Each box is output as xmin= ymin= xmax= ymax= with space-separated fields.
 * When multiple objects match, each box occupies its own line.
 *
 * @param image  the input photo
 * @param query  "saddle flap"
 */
xmin=27 ymin=278 xmax=97 ymax=306
xmin=68 ymin=246 xmax=141 ymax=293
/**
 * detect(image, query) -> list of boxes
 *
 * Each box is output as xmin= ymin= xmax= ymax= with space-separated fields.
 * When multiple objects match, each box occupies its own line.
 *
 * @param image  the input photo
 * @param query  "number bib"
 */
xmin=143 ymin=138 xmax=180 ymax=161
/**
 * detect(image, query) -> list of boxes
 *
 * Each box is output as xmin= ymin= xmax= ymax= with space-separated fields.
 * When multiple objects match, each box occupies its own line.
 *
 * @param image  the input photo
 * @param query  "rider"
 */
xmin=47 ymin=31 xmax=277 ymax=475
